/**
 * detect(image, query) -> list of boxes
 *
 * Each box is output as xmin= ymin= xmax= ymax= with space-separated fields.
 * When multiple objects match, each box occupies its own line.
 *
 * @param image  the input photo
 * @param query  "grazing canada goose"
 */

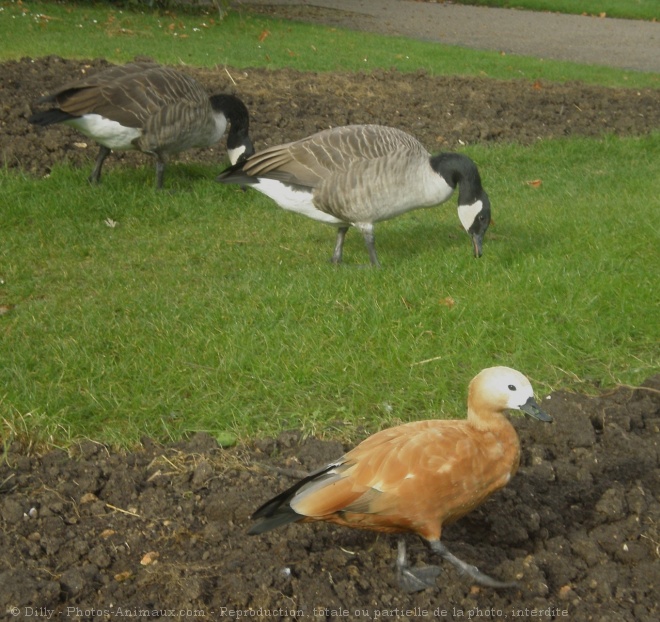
xmin=216 ymin=124 xmax=491 ymax=266
xmin=249 ymin=366 xmax=552 ymax=592
xmin=29 ymin=62 xmax=254 ymax=188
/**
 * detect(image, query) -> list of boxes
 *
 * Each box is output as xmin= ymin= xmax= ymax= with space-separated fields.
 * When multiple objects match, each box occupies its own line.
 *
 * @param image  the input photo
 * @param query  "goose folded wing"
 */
xmin=241 ymin=143 xmax=327 ymax=189
xmin=140 ymin=66 xmax=210 ymax=106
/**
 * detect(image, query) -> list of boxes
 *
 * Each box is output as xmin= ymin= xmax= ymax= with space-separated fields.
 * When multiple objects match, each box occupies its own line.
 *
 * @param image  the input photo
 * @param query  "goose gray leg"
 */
xmin=331 ymin=226 xmax=349 ymax=264
xmin=428 ymin=540 xmax=517 ymax=589
xmin=155 ymin=157 xmax=167 ymax=190
xmin=355 ymin=222 xmax=380 ymax=267
xmin=89 ymin=146 xmax=111 ymax=184
xmin=396 ymin=538 xmax=441 ymax=593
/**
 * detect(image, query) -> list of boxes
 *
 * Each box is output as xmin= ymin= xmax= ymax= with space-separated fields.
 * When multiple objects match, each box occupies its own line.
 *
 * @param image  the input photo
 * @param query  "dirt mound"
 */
xmin=2 ymin=56 xmax=659 ymax=178
xmin=1 ymin=378 xmax=659 ymax=620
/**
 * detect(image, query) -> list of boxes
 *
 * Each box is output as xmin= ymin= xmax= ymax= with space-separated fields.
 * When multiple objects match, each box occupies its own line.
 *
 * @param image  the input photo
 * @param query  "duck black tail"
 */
xmin=248 ymin=463 xmax=338 ymax=535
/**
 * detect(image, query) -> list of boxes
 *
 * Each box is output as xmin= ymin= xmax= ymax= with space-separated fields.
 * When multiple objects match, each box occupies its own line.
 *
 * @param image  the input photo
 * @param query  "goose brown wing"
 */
xmin=240 ymin=141 xmax=327 ymax=189
xmin=241 ymin=125 xmax=429 ymax=189
xmin=92 ymin=66 xmax=209 ymax=128
xmin=44 ymin=64 xmax=210 ymax=129
xmin=39 ymin=62 xmax=158 ymax=103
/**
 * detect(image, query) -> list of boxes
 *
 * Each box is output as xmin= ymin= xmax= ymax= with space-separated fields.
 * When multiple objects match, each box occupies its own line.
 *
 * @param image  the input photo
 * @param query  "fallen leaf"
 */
xmin=140 ymin=551 xmax=160 ymax=566
xmin=526 ymin=179 xmax=543 ymax=188
xmin=532 ymin=79 xmax=542 ymax=90
xmin=439 ymin=296 xmax=456 ymax=309
xmin=100 ymin=529 xmax=115 ymax=539
xmin=258 ymin=29 xmax=270 ymax=42
xmin=559 ymin=584 xmax=573 ymax=598
xmin=114 ymin=571 xmax=132 ymax=582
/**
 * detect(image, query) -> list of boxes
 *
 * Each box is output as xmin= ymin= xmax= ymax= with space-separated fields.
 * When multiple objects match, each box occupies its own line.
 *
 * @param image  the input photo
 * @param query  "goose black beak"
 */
xmin=471 ymin=232 xmax=484 ymax=258
xmin=520 ymin=397 xmax=553 ymax=422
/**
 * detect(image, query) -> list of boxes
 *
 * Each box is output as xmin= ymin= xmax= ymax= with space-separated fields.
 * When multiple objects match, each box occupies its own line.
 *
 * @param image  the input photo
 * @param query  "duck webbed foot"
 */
xmin=396 ymin=538 xmax=441 ymax=593
xmin=429 ymin=540 xmax=518 ymax=589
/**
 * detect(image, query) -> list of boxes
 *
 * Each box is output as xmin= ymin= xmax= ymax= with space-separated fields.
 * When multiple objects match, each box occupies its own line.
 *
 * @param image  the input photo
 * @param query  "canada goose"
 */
xmin=29 ymin=62 xmax=254 ymax=188
xmin=216 ymin=124 xmax=491 ymax=266
xmin=249 ymin=366 xmax=552 ymax=592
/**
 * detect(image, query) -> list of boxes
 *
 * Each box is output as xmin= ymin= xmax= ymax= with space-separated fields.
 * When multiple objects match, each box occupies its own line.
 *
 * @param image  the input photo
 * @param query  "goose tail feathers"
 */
xmin=216 ymin=161 xmax=258 ymax=186
xmin=29 ymin=109 xmax=77 ymax=127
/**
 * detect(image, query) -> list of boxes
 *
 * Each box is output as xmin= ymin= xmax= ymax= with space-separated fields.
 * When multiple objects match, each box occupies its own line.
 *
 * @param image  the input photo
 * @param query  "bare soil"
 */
xmin=1 ymin=380 xmax=659 ymax=620
xmin=1 ymin=57 xmax=660 ymax=621
xmin=2 ymin=56 xmax=660 ymax=178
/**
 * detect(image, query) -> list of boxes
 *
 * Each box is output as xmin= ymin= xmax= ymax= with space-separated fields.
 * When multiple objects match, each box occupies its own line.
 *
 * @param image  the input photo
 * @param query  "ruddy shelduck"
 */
xmin=249 ymin=366 xmax=552 ymax=591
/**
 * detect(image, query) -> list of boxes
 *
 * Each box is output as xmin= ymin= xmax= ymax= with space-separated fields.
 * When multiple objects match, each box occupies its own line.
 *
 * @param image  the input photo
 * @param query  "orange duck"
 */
xmin=249 ymin=366 xmax=552 ymax=591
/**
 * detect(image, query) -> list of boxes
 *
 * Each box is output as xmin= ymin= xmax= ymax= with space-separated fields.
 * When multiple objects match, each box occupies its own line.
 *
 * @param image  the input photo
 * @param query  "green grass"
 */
xmin=448 ymin=0 xmax=658 ymax=21
xmin=1 ymin=135 xmax=658 ymax=448
xmin=0 ymin=1 xmax=658 ymax=449
xmin=0 ymin=1 xmax=657 ymax=89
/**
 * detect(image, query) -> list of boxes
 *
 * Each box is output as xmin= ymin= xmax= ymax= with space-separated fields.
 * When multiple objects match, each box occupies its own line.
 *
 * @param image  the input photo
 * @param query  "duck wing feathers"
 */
xmin=252 ymin=419 xmax=520 ymax=539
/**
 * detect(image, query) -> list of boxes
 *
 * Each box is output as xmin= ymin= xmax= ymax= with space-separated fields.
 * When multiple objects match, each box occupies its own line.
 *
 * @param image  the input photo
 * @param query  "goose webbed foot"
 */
xmin=429 ymin=540 xmax=517 ymax=589
xmin=396 ymin=539 xmax=441 ymax=593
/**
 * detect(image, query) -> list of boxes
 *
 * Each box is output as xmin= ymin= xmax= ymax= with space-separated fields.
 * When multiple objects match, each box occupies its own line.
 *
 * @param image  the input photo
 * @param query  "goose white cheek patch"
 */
xmin=211 ymin=113 xmax=228 ymax=142
xmin=227 ymin=145 xmax=246 ymax=166
xmin=457 ymin=200 xmax=483 ymax=232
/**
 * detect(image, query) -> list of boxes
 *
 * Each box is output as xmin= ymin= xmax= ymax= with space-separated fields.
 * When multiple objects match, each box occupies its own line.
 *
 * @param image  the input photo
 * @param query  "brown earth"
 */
xmin=2 ymin=56 xmax=660 ymax=621
xmin=2 ymin=56 xmax=660 ymax=178
xmin=1 ymin=380 xmax=659 ymax=621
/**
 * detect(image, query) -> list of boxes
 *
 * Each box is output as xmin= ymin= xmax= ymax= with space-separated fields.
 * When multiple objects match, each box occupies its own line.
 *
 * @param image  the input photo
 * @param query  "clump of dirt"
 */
xmin=1 ymin=378 xmax=659 ymax=620
xmin=1 ymin=56 xmax=659 ymax=178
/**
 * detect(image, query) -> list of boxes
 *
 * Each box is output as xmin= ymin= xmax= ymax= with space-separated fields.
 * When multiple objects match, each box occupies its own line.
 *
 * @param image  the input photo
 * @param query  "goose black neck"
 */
xmin=210 ymin=94 xmax=250 ymax=132
xmin=430 ymin=152 xmax=483 ymax=204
